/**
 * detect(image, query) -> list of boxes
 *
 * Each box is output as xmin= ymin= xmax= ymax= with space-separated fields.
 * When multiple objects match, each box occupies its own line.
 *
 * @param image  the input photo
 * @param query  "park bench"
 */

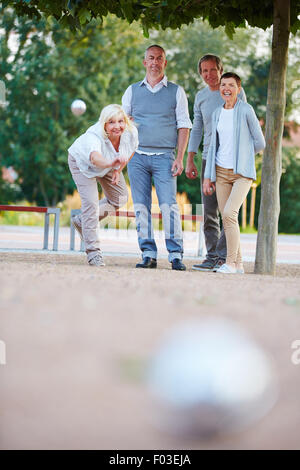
xmin=70 ymin=208 xmax=204 ymax=256
xmin=0 ymin=205 xmax=60 ymax=250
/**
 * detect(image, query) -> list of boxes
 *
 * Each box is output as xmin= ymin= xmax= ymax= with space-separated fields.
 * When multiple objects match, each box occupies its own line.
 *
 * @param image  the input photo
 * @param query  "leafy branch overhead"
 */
xmin=2 ymin=0 xmax=300 ymax=36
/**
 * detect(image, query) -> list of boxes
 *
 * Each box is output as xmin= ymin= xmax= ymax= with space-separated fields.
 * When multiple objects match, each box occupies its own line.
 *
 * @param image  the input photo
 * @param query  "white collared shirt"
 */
xmin=122 ymin=75 xmax=192 ymax=155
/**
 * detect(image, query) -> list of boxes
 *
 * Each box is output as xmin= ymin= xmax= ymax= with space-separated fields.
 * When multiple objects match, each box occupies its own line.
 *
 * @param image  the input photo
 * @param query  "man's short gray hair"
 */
xmin=144 ymin=44 xmax=166 ymax=59
xmin=198 ymin=54 xmax=223 ymax=74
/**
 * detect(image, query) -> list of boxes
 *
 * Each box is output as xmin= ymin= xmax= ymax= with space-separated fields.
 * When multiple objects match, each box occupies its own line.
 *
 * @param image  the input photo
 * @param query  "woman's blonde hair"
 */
xmin=99 ymin=104 xmax=133 ymax=139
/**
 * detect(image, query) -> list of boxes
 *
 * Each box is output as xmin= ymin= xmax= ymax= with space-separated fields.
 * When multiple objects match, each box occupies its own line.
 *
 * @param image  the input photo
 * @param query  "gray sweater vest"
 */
xmin=131 ymin=81 xmax=178 ymax=153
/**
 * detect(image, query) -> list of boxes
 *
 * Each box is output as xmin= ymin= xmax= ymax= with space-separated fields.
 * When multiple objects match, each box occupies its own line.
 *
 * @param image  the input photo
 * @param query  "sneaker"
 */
xmin=192 ymin=258 xmax=216 ymax=271
xmin=215 ymin=263 xmax=237 ymax=274
xmin=212 ymin=259 xmax=226 ymax=272
xmin=236 ymin=266 xmax=245 ymax=274
xmin=72 ymin=215 xmax=83 ymax=241
xmin=136 ymin=257 xmax=157 ymax=269
xmin=171 ymin=259 xmax=186 ymax=271
xmin=88 ymin=253 xmax=105 ymax=267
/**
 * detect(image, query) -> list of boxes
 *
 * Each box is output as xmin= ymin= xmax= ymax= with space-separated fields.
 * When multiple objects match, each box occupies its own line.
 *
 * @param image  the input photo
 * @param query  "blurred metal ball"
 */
xmin=71 ymin=99 xmax=86 ymax=116
xmin=147 ymin=318 xmax=278 ymax=437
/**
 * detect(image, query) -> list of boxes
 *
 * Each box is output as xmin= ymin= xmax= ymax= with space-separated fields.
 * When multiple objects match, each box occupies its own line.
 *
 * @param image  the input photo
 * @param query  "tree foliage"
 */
xmin=2 ymin=0 xmax=300 ymax=36
xmin=253 ymin=147 xmax=300 ymax=234
xmin=0 ymin=174 xmax=21 ymax=204
xmin=278 ymin=147 xmax=300 ymax=233
xmin=0 ymin=10 xmax=146 ymax=205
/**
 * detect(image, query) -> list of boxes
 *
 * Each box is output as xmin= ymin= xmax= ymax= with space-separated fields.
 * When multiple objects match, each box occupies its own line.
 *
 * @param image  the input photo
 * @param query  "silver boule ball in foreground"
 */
xmin=147 ymin=318 xmax=278 ymax=437
xmin=71 ymin=99 xmax=86 ymax=116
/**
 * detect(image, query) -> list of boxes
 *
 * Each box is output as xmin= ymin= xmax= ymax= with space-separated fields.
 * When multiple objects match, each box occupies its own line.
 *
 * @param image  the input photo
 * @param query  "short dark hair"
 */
xmin=198 ymin=54 xmax=223 ymax=74
xmin=220 ymin=72 xmax=242 ymax=87
xmin=145 ymin=44 xmax=166 ymax=59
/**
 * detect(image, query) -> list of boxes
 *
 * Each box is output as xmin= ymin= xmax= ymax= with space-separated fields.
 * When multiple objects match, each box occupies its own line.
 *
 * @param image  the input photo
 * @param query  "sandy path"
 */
xmin=0 ymin=253 xmax=300 ymax=450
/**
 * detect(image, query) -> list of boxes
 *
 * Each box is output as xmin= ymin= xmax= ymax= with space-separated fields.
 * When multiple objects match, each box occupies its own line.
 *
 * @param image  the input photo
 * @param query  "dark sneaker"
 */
xmin=192 ymin=258 xmax=216 ymax=271
xmin=171 ymin=259 xmax=186 ymax=271
xmin=136 ymin=257 xmax=157 ymax=268
xmin=212 ymin=259 xmax=226 ymax=272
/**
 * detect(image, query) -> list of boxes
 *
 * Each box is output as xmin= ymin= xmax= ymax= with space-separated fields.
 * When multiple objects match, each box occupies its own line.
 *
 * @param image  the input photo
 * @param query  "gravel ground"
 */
xmin=0 ymin=252 xmax=300 ymax=450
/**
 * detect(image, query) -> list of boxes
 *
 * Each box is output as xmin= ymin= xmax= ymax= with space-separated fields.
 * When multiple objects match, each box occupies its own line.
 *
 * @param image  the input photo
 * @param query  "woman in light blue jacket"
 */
xmin=203 ymin=72 xmax=265 ymax=274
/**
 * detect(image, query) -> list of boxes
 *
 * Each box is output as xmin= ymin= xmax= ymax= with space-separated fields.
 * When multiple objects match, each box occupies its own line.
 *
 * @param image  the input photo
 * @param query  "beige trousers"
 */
xmin=68 ymin=154 xmax=128 ymax=260
xmin=215 ymin=165 xmax=252 ymax=266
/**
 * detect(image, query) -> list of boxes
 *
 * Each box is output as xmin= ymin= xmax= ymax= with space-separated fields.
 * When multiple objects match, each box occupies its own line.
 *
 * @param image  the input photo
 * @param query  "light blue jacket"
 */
xmin=204 ymin=100 xmax=266 ymax=182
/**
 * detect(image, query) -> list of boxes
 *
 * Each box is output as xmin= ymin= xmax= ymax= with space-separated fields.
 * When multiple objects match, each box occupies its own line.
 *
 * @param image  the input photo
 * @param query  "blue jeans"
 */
xmin=128 ymin=152 xmax=183 ymax=262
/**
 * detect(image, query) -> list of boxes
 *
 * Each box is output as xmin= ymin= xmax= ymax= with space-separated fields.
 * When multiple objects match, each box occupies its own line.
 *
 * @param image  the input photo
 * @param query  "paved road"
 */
xmin=0 ymin=224 xmax=299 ymax=263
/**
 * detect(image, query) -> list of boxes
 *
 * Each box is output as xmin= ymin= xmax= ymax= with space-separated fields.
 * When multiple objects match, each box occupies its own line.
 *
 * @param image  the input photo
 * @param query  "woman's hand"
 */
xmin=109 ymin=157 xmax=123 ymax=169
xmin=110 ymin=158 xmax=128 ymax=174
xmin=111 ymin=169 xmax=120 ymax=185
xmin=203 ymin=178 xmax=215 ymax=196
xmin=118 ymin=155 xmax=129 ymax=163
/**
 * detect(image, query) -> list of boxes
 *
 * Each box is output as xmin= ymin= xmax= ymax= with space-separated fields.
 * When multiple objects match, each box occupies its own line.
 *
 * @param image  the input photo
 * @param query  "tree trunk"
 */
xmin=254 ymin=0 xmax=290 ymax=274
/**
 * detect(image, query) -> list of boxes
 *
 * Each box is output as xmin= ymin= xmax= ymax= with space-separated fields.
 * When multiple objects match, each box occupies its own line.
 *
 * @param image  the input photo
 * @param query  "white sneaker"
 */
xmin=88 ymin=253 xmax=105 ymax=267
xmin=215 ymin=263 xmax=237 ymax=274
xmin=236 ymin=266 xmax=245 ymax=274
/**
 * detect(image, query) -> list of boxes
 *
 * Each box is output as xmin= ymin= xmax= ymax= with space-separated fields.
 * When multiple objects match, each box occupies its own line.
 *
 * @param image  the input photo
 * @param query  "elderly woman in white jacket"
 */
xmin=203 ymin=72 xmax=265 ymax=274
xmin=68 ymin=104 xmax=138 ymax=267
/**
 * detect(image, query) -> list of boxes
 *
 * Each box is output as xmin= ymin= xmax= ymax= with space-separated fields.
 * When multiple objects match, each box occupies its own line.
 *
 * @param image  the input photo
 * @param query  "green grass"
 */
xmin=278 ymin=233 xmax=300 ymax=236
xmin=240 ymin=225 xmax=258 ymax=234
xmin=0 ymin=209 xmax=45 ymax=226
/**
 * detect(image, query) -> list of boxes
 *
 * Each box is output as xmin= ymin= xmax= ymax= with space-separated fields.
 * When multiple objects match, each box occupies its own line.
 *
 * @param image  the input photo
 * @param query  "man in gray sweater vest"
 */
xmin=185 ymin=54 xmax=246 ymax=271
xmin=122 ymin=45 xmax=192 ymax=270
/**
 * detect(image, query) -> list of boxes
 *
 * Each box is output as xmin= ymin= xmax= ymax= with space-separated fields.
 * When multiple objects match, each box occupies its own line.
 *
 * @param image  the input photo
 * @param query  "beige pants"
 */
xmin=68 ymin=154 xmax=128 ymax=260
xmin=216 ymin=165 xmax=252 ymax=266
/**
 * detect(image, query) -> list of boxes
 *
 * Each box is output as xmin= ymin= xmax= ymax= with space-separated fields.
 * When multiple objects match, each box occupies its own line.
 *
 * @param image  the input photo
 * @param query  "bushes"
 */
xmin=279 ymin=147 xmax=300 ymax=234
